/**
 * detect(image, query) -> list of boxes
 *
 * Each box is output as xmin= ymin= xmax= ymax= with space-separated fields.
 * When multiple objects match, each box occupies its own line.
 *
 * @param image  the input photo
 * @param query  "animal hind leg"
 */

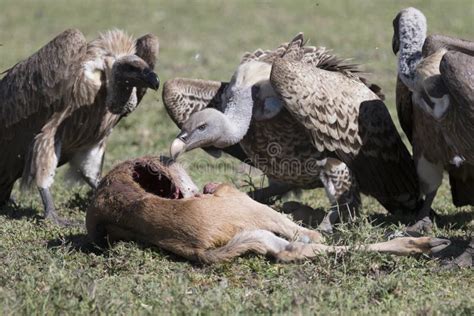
xmin=199 ymin=229 xmax=291 ymax=263
xmin=276 ymin=236 xmax=451 ymax=262
xmin=317 ymin=158 xmax=361 ymax=234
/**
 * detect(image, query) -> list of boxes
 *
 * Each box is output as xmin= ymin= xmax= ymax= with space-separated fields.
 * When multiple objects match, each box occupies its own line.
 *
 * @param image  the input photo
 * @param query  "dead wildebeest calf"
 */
xmin=86 ymin=156 xmax=450 ymax=263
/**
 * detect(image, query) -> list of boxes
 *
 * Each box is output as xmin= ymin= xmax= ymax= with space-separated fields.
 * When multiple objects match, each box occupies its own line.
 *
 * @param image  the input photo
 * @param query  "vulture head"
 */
xmin=107 ymin=55 xmax=159 ymax=114
xmin=170 ymin=61 xmax=273 ymax=159
xmin=392 ymin=7 xmax=427 ymax=89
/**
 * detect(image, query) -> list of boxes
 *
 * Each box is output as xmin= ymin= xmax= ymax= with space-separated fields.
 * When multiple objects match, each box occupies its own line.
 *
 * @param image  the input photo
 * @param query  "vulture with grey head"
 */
xmin=163 ymin=33 xmax=422 ymax=233
xmin=393 ymin=7 xmax=473 ymax=267
xmin=0 ymin=29 xmax=159 ymax=224
xmin=393 ymin=7 xmax=474 ymax=231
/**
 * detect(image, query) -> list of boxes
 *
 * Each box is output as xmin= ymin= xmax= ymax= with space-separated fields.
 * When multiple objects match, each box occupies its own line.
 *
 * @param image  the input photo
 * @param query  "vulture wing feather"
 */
xmin=395 ymin=76 xmax=414 ymax=143
xmin=270 ymin=40 xmax=419 ymax=201
xmin=135 ymin=33 xmax=159 ymax=103
xmin=0 ymin=29 xmax=87 ymax=135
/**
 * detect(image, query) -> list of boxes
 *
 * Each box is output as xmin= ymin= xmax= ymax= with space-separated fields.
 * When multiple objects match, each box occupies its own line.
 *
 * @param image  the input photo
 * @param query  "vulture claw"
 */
xmin=406 ymin=216 xmax=433 ymax=234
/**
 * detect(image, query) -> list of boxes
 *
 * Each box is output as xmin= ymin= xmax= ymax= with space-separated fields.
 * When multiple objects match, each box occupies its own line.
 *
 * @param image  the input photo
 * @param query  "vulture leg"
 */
xmin=408 ymin=155 xmax=443 ymax=233
xmin=69 ymin=142 xmax=106 ymax=189
xmin=38 ymin=187 xmax=67 ymax=225
xmin=317 ymin=159 xmax=361 ymax=234
xmin=248 ymin=181 xmax=294 ymax=204
xmin=407 ymin=190 xmax=436 ymax=233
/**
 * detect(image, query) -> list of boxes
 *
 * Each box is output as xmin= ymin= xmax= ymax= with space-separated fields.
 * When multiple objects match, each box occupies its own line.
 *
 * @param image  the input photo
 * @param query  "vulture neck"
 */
xmin=106 ymin=80 xmax=138 ymax=115
xmin=398 ymin=23 xmax=426 ymax=91
xmin=219 ymin=86 xmax=253 ymax=146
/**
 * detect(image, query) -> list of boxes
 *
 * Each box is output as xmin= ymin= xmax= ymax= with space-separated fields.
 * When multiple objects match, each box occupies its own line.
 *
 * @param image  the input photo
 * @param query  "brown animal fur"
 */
xmin=86 ymin=156 xmax=449 ymax=263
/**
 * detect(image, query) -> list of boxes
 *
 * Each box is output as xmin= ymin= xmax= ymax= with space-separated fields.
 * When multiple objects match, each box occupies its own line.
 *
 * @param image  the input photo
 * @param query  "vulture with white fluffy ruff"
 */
xmin=163 ymin=33 xmax=422 ymax=233
xmin=392 ymin=7 xmax=474 ymax=234
xmin=0 ymin=29 xmax=159 ymax=224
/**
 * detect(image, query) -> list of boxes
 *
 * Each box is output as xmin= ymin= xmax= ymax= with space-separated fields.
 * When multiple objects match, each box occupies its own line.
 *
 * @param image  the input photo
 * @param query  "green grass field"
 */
xmin=1 ymin=0 xmax=473 ymax=314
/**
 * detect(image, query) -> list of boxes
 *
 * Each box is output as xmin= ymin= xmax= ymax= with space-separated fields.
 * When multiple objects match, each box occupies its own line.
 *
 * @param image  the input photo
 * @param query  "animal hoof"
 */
xmin=407 ymin=217 xmax=433 ymax=234
xmin=429 ymin=238 xmax=451 ymax=254
xmin=317 ymin=222 xmax=333 ymax=235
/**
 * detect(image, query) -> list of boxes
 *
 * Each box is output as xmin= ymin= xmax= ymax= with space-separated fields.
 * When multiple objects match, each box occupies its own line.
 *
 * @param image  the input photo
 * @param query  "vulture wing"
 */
xmin=135 ymin=33 xmax=159 ymax=103
xmin=440 ymin=50 xmax=474 ymax=206
xmin=162 ymin=78 xmax=250 ymax=162
xmin=269 ymin=38 xmax=418 ymax=203
xmin=440 ymin=50 xmax=474 ymax=112
xmin=0 ymin=29 xmax=87 ymax=136
xmin=396 ymin=76 xmax=414 ymax=143
xmin=423 ymin=34 xmax=474 ymax=57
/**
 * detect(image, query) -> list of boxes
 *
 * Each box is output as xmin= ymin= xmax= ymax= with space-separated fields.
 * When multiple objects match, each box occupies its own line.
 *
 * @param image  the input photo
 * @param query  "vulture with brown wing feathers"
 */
xmin=0 ymin=29 xmax=159 ymax=224
xmin=393 ymin=8 xmax=473 ymax=267
xmin=163 ymin=33 xmax=422 ymax=233
xmin=393 ymin=7 xmax=474 ymax=232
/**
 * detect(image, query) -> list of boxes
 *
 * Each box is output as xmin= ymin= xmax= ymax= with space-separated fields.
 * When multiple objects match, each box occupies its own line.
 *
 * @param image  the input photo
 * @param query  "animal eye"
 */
xmin=198 ymin=124 xmax=207 ymax=131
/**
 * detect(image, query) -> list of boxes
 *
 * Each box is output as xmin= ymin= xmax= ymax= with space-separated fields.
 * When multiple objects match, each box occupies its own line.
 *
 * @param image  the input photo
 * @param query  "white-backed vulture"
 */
xmin=393 ymin=8 xmax=473 ymax=267
xmin=163 ymin=33 xmax=422 ymax=233
xmin=0 ymin=29 xmax=160 ymax=224
xmin=392 ymin=8 xmax=474 ymax=232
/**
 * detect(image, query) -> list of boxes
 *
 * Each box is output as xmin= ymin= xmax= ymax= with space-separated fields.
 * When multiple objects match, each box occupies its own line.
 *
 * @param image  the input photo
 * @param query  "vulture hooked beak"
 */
xmin=170 ymin=131 xmax=189 ymax=159
xmin=142 ymin=68 xmax=160 ymax=90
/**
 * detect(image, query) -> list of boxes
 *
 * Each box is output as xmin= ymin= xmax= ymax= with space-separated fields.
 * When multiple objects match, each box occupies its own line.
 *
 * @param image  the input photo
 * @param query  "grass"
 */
xmin=1 ymin=0 xmax=473 ymax=314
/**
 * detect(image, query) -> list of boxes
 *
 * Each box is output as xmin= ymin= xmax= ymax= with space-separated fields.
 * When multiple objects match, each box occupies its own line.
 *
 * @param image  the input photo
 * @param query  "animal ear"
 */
xmin=135 ymin=34 xmax=159 ymax=69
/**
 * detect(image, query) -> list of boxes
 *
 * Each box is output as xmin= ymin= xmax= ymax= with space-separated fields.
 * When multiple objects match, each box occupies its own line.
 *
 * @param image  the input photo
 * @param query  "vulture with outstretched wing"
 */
xmin=393 ymin=7 xmax=474 ymax=236
xmin=163 ymin=33 xmax=421 ymax=233
xmin=0 ymin=29 xmax=159 ymax=224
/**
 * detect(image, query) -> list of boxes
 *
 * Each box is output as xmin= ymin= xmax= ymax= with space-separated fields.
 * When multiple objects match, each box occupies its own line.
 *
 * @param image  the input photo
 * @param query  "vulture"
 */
xmin=393 ymin=8 xmax=473 ymax=267
xmin=0 ymin=29 xmax=160 ymax=224
xmin=392 ymin=7 xmax=474 ymax=232
xmin=163 ymin=33 xmax=422 ymax=233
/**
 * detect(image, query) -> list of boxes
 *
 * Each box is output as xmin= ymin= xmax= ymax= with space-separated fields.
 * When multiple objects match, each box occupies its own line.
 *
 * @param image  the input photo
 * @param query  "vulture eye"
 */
xmin=197 ymin=124 xmax=207 ymax=131
xmin=252 ymin=85 xmax=260 ymax=96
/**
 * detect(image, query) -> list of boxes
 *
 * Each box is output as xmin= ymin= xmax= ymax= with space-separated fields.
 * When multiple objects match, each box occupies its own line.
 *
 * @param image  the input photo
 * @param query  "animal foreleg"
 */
xmin=248 ymin=180 xmax=293 ymax=204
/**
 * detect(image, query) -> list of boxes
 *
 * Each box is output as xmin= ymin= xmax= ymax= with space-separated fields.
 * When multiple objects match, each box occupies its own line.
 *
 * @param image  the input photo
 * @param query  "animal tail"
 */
xmin=198 ymin=229 xmax=289 ymax=264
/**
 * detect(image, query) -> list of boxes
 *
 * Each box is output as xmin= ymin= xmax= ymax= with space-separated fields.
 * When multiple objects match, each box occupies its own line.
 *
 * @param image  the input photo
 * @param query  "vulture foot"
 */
xmin=317 ymin=209 xmax=340 ymax=234
xmin=406 ymin=216 xmax=433 ymax=234
xmin=45 ymin=212 xmax=77 ymax=227
xmin=39 ymin=187 xmax=77 ymax=227
xmin=441 ymin=240 xmax=473 ymax=269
